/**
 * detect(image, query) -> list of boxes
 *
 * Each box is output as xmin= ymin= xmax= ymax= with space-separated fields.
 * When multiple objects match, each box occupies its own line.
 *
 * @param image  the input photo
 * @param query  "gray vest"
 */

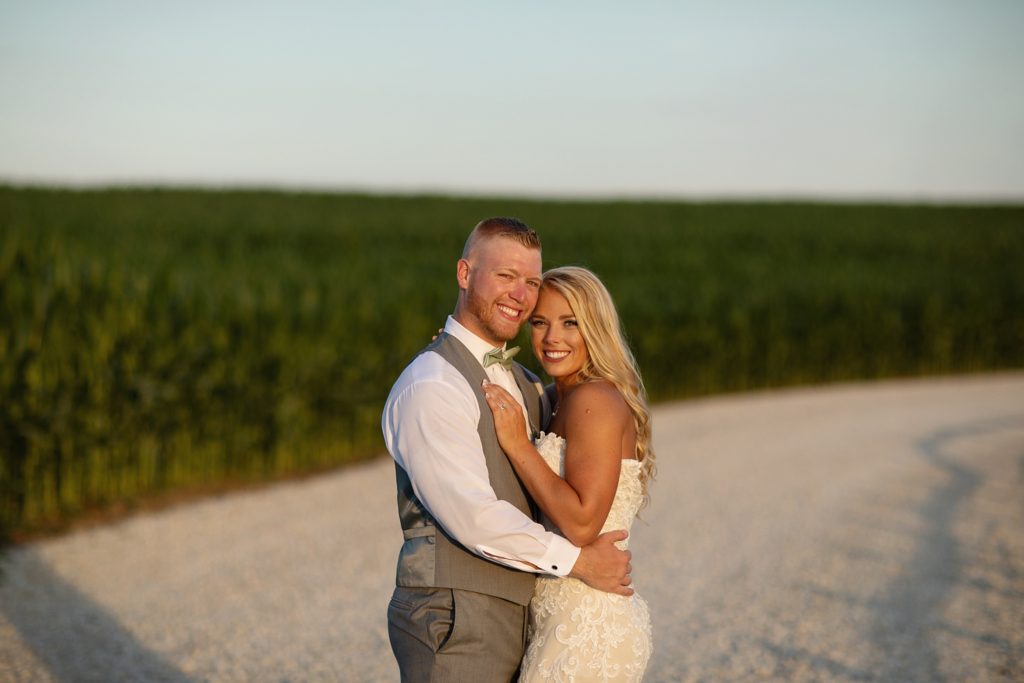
xmin=393 ymin=332 xmax=550 ymax=605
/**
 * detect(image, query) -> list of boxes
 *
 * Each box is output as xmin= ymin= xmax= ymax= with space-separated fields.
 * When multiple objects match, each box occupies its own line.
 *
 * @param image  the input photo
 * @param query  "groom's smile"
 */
xmin=497 ymin=303 xmax=523 ymax=321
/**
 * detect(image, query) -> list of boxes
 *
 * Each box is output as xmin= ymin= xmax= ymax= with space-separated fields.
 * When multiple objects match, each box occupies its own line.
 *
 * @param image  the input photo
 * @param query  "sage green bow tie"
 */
xmin=483 ymin=346 xmax=520 ymax=370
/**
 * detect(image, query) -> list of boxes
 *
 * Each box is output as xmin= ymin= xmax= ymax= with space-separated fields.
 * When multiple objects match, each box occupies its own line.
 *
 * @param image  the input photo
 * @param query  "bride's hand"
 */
xmin=482 ymin=380 xmax=530 ymax=454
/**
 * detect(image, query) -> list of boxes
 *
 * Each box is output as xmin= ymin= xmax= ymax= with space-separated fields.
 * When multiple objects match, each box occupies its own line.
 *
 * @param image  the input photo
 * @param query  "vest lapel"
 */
xmin=511 ymin=364 xmax=542 ymax=439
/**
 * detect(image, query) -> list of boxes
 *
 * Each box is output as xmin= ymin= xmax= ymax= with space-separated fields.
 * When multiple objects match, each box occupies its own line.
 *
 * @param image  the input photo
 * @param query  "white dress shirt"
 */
xmin=382 ymin=316 xmax=580 ymax=576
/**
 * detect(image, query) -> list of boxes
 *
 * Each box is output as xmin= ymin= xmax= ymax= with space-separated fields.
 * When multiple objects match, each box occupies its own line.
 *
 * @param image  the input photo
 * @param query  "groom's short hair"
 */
xmin=462 ymin=217 xmax=541 ymax=259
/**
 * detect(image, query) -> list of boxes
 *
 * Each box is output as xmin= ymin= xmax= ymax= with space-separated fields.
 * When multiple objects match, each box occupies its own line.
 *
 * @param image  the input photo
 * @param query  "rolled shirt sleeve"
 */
xmin=382 ymin=357 xmax=580 ymax=576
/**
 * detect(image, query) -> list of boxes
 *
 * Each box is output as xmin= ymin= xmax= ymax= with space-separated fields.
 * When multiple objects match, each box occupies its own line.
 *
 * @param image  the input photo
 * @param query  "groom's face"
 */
xmin=457 ymin=237 xmax=542 ymax=346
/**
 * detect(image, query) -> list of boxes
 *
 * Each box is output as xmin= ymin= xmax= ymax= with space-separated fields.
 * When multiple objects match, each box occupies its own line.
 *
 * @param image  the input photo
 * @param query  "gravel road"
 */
xmin=2 ymin=373 xmax=1022 ymax=682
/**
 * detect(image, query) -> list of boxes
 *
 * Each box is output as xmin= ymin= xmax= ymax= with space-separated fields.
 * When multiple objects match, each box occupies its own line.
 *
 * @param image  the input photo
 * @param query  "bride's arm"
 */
xmin=483 ymin=381 xmax=627 ymax=547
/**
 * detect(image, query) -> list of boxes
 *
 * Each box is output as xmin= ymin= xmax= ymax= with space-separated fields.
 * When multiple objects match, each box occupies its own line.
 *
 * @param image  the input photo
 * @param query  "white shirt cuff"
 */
xmin=536 ymin=534 xmax=581 ymax=577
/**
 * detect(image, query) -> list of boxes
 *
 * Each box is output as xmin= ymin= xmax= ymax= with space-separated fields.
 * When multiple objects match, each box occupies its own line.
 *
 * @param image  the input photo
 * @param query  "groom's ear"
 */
xmin=456 ymin=259 xmax=471 ymax=290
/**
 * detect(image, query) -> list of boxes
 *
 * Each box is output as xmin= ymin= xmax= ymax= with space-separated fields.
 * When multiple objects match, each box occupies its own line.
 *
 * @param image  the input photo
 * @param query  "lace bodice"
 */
xmin=534 ymin=431 xmax=644 ymax=544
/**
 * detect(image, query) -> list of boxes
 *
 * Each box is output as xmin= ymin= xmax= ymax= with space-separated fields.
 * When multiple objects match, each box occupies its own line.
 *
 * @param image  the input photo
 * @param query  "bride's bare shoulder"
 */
xmin=562 ymin=381 xmax=629 ymax=422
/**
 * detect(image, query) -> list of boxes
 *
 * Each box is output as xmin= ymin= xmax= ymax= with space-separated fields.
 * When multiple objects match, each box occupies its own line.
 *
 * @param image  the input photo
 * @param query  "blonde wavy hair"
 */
xmin=541 ymin=266 xmax=656 ymax=505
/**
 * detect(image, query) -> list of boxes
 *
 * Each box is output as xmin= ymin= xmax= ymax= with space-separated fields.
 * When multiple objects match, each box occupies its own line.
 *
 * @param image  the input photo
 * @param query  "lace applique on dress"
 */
xmin=519 ymin=432 xmax=652 ymax=683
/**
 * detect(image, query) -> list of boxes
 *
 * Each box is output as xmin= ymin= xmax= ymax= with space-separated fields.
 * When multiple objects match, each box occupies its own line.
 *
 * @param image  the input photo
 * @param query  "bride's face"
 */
xmin=529 ymin=288 xmax=588 ymax=383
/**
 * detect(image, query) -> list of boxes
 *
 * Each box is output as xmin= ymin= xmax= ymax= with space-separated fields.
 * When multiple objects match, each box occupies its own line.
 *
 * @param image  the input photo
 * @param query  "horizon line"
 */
xmin=3 ymin=175 xmax=1023 ymax=207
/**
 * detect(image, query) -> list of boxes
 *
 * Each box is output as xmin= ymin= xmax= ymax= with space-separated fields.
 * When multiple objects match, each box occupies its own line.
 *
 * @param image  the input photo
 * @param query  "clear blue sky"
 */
xmin=2 ymin=1 xmax=1022 ymax=200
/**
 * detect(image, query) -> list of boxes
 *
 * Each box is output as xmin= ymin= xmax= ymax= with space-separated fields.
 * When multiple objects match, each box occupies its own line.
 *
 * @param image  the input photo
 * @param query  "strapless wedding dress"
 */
xmin=520 ymin=432 xmax=652 ymax=682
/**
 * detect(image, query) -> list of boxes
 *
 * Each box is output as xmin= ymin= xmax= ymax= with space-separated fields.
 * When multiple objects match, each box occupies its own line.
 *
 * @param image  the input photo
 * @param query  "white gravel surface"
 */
xmin=1 ymin=373 xmax=1022 ymax=682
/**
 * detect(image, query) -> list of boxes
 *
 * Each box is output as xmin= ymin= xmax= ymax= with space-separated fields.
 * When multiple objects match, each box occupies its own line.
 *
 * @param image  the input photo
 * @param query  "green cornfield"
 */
xmin=1 ymin=186 xmax=1022 ymax=538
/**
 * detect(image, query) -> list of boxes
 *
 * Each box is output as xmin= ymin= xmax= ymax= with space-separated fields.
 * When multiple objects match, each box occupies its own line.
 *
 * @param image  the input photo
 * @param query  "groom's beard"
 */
xmin=464 ymin=292 xmax=523 ymax=344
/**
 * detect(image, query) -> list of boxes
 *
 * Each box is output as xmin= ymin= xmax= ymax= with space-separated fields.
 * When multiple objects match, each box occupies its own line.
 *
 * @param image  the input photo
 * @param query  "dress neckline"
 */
xmin=535 ymin=431 xmax=642 ymax=466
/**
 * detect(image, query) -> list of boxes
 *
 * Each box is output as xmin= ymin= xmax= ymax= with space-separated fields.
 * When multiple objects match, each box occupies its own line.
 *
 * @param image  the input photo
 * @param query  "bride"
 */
xmin=482 ymin=266 xmax=655 ymax=682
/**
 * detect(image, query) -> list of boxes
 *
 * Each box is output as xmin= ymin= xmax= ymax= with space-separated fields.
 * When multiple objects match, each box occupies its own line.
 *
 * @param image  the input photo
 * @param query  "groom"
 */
xmin=382 ymin=218 xmax=634 ymax=682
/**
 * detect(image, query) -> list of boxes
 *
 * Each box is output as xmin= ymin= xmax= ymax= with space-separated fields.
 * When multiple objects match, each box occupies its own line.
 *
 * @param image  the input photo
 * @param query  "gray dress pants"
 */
xmin=388 ymin=586 xmax=528 ymax=683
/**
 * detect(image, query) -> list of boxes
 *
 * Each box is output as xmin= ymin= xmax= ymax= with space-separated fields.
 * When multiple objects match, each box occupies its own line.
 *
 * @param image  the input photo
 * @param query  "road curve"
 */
xmin=1 ymin=373 xmax=1022 ymax=682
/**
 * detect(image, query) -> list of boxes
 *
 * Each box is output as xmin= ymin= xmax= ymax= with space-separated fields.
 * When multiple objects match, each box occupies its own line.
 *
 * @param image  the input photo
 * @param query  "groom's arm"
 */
xmin=383 ymin=373 xmax=581 ymax=577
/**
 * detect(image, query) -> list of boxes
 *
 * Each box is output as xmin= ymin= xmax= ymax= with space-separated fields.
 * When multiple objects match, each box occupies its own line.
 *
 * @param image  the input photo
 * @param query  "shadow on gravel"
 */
xmin=758 ymin=640 xmax=875 ymax=682
xmin=870 ymin=415 xmax=1024 ymax=683
xmin=0 ymin=550 xmax=192 ymax=683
